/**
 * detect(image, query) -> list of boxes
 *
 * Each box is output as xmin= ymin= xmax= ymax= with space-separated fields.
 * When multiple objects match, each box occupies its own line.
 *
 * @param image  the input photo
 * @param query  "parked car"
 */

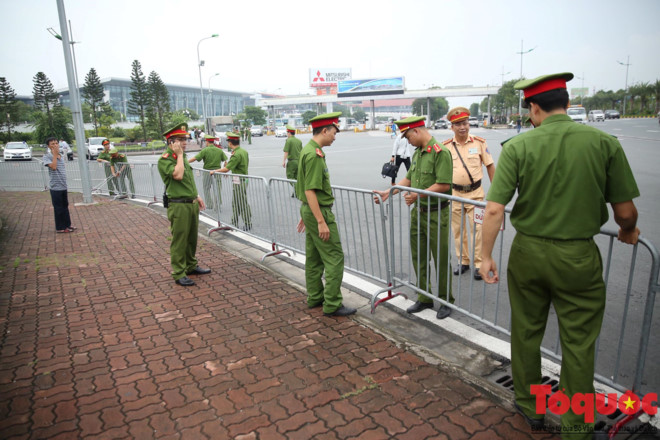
xmin=250 ymin=125 xmax=263 ymax=137
xmin=588 ymin=110 xmax=605 ymax=122
xmin=567 ymin=106 xmax=587 ymax=124
xmin=468 ymin=117 xmax=479 ymax=127
xmin=3 ymin=141 xmax=32 ymax=161
xmin=604 ymin=109 xmax=620 ymax=119
xmin=434 ymin=119 xmax=449 ymax=129
xmin=85 ymin=137 xmax=107 ymax=160
xmin=275 ymin=126 xmax=288 ymax=138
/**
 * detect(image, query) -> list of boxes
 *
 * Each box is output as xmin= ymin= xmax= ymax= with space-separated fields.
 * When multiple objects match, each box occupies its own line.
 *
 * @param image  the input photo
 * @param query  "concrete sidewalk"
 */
xmin=0 ymin=192 xmax=556 ymax=439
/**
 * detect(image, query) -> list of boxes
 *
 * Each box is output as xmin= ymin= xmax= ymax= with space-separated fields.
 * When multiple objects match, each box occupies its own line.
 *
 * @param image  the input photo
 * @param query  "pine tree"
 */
xmin=32 ymin=72 xmax=61 ymax=137
xmin=128 ymin=60 xmax=149 ymax=141
xmin=147 ymin=71 xmax=170 ymax=136
xmin=82 ymin=68 xmax=105 ymax=136
xmin=0 ymin=77 xmax=18 ymax=141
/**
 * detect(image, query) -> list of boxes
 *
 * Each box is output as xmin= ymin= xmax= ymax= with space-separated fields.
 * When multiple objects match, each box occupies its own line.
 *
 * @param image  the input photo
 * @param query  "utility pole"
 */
xmin=517 ymin=40 xmax=536 ymax=118
xmin=617 ymin=56 xmax=631 ymax=116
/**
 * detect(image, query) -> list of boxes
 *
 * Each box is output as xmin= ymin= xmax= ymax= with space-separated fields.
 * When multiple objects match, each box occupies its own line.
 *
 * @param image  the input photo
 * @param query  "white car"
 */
xmin=86 ymin=137 xmax=108 ymax=160
xmin=468 ymin=117 xmax=479 ymax=127
xmin=588 ymin=110 xmax=605 ymax=122
xmin=275 ymin=126 xmax=288 ymax=138
xmin=250 ymin=125 xmax=263 ymax=137
xmin=567 ymin=106 xmax=587 ymax=124
xmin=3 ymin=142 xmax=32 ymax=161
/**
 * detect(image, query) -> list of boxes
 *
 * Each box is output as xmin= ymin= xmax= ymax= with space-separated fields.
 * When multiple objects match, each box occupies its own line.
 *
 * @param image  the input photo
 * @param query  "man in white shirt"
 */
xmin=389 ymin=131 xmax=412 ymax=185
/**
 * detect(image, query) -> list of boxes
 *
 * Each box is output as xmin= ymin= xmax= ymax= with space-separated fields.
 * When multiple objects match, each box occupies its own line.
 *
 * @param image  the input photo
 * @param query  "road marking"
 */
xmin=648 ymin=130 xmax=660 ymax=133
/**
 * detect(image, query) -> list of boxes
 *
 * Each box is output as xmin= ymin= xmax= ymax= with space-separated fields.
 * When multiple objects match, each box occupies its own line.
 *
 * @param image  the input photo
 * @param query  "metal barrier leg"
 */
xmin=261 ymin=243 xmax=292 ymax=262
xmin=370 ymin=283 xmax=408 ymax=314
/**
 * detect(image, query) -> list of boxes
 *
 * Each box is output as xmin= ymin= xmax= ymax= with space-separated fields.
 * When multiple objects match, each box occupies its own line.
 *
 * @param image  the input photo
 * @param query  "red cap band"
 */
xmin=523 ymin=78 xmax=568 ymax=99
xmin=165 ymin=129 xmax=188 ymax=139
xmin=448 ymin=112 xmax=469 ymax=123
xmin=398 ymin=119 xmax=426 ymax=133
xmin=287 ymin=129 xmax=296 ymax=133
xmin=310 ymin=117 xmax=339 ymax=129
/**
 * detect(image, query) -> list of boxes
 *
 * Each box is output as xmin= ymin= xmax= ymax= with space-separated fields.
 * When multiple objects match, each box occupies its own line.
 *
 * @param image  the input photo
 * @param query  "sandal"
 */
xmin=67 ymin=226 xmax=77 ymax=231
xmin=56 ymin=229 xmax=71 ymax=233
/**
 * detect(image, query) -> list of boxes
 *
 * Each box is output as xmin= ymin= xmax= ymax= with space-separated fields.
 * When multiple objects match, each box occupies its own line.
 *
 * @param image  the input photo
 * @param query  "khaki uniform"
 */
xmin=444 ymin=135 xmax=494 ymax=267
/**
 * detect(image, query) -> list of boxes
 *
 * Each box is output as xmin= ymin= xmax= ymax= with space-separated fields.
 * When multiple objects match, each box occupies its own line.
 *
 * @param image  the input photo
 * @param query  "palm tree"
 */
xmin=636 ymin=82 xmax=652 ymax=114
xmin=652 ymin=79 xmax=660 ymax=114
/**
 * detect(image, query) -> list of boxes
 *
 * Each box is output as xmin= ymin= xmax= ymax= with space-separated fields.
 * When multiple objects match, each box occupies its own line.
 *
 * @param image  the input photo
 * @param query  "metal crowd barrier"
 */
xmin=0 ymin=161 xmax=48 ymax=191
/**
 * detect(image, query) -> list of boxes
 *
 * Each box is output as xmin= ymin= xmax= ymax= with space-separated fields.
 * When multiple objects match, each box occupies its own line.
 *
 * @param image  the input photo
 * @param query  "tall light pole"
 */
xmin=517 ymin=40 xmax=536 ymax=117
xmin=51 ymin=0 xmax=93 ymax=204
xmin=207 ymin=73 xmax=220 ymax=117
xmin=617 ymin=56 xmax=631 ymax=116
xmin=197 ymin=34 xmax=218 ymax=121
xmin=575 ymin=73 xmax=586 ymax=105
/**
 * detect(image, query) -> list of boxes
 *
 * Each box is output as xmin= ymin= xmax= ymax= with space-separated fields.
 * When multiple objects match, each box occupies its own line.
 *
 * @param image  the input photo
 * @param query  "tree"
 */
xmin=32 ymin=72 xmax=59 ymax=130
xmin=243 ymin=106 xmax=267 ymax=125
xmin=302 ymin=110 xmax=317 ymax=125
xmin=33 ymin=105 xmax=73 ymax=143
xmin=0 ymin=77 xmax=18 ymax=140
xmin=352 ymin=108 xmax=366 ymax=122
xmin=81 ymin=68 xmax=105 ymax=136
xmin=412 ymin=97 xmax=449 ymax=121
xmin=469 ymin=103 xmax=480 ymax=117
xmin=653 ymin=79 xmax=660 ymax=114
xmin=128 ymin=60 xmax=149 ymax=141
xmin=146 ymin=71 xmax=170 ymax=137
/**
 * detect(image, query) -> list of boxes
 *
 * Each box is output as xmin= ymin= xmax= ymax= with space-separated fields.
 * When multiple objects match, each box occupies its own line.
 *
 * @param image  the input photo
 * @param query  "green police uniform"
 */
xmin=225 ymin=142 xmax=252 ymax=229
xmin=158 ymin=124 xmax=201 ymax=281
xmin=297 ymin=136 xmax=345 ymax=315
xmin=110 ymin=150 xmax=135 ymax=197
xmin=487 ymin=73 xmax=640 ymax=438
xmin=283 ymin=125 xmax=303 ymax=181
xmin=97 ymin=148 xmax=116 ymax=195
xmin=405 ymin=136 xmax=454 ymax=305
xmin=195 ymin=141 xmax=228 ymax=209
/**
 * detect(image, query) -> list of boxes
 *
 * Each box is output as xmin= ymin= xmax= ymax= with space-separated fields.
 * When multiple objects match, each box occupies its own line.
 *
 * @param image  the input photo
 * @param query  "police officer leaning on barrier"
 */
xmin=480 ymin=72 xmax=640 ymax=438
xmin=97 ymin=139 xmax=116 ymax=196
xmin=296 ymin=112 xmax=356 ymax=317
xmin=373 ymin=116 xmax=455 ymax=320
xmin=109 ymin=147 xmax=135 ymax=199
xmin=158 ymin=122 xmax=211 ymax=287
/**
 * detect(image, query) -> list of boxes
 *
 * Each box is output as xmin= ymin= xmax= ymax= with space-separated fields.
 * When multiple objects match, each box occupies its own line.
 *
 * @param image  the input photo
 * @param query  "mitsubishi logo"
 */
xmin=313 ymin=70 xmax=325 ymax=83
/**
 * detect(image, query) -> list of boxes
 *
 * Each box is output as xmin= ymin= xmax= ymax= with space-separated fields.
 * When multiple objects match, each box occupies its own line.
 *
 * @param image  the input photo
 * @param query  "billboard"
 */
xmin=571 ymin=87 xmax=589 ymax=99
xmin=309 ymin=68 xmax=352 ymax=88
xmin=337 ymin=77 xmax=405 ymax=97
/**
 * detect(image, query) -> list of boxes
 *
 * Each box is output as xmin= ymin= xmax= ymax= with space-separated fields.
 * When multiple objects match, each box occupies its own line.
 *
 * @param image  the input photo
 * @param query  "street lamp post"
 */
xmin=51 ymin=0 xmax=93 ymax=204
xmin=517 ymin=40 xmax=536 ymax=118
xmin=207 ymin=73 xmax=220 ymax=118
xmin=617 ymin=56 xmax=631 ymax=116
xmin=575 ymin=73 xmax=586 ymax=105
xmin=197 ymin=34 xmax=219 ymax=121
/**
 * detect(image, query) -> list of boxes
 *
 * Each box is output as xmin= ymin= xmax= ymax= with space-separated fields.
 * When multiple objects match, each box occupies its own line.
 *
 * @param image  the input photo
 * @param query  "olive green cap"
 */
xmin=515 ymin=72 xmax=574 ymax=99
xmin=204 ymin=135 xmax=216 ymax=142
xmin=286 ymin=125 xmax=295 ymax=132
xmin=226 ymin=131 xmax=240 ymax=140
xmin=163 ymin=122 xmax=189 ymax=139
xmin=309 ymin=112 xmax=342 ymax=131
xmin=394 ymin=116 xmax=426 ymax=133
xmin=109 ymin=147 xmax=118 ymax=155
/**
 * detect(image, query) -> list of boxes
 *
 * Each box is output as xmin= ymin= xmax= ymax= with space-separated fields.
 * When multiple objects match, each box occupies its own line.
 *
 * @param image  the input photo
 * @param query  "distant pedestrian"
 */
xmin=516 ymin=117 xmax=522 ymax=133
xmin=43 ymin=137 xmax=76 ymax=233
xmin=389 ymin=130 xmax=412 ymax=185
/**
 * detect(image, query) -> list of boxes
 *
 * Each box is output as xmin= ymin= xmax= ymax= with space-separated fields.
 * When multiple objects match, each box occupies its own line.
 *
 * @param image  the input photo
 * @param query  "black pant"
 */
xmin=50 ymin=189 xmax=71 ymax=231
xmin=392 ymin=156 xmax=411 ymax=184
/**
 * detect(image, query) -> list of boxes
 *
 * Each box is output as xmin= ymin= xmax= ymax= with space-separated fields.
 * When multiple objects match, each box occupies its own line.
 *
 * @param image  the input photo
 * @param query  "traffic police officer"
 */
xmin=297 ymin=112 xmax=356 ymax=317
xmin=282 ymin=124 xmax=302 ymax=192
xmin=96 ymin=139 xmax=116 ymax=196
xmin=373 ymin=116 xmax=454 ymax=319
xmin=481 ymin=72 xmax=640 ymax=438
xmin=210 ymin=132 xmax=252 ymax=230
xmin=444 ymin=107 xmax=495 ymax=280
xmin=158 ymin=122 xmax=211 ymax=286
xmin=109 ymin=147 xmax=135 ymax=199
xmin=189 ymin=134 xmax=228 ymax=210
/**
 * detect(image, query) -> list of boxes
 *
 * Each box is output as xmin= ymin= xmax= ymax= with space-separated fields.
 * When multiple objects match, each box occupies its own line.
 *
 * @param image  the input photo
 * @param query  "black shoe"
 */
xmin=453 ymin=264 xmax=470 ymax=276
xmin=514 ymin=402 xmax=544 ymax=430
xmin=436 ymin=305 xmax=452 ymax=319
xmin=406 ymin=301 xmax=433 ymax=314
xmin=474 ymin=269 xmax=482 ymax=281
xmin=324 ymin=305 xmax=357 ymax=316
xmin=188 ymin=266 xmax=211 ymax=275
xmin=308 ymin=301 xmax=324 ymax=308
xmin=175 ymin=276 xmax=195 ymax=286
xmin=130 ymin=195 xmax=136 ymax=199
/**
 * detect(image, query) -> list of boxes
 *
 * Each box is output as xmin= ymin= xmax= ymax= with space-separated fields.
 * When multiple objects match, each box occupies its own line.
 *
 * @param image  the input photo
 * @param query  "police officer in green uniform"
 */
xmin=282 ymin=124 xmax=302 ymax=194
xmin=96 ymin=139 xmax=116 ymax=195
xmin=296 ymin=112 xmax=356 ymax=317
xmin=210 ymin=132 xmax=252 ymax=230
xmin=109 ymin=147 xmax=136 ymax=199
xmin=158 ymin=122 xmax=212 ymax=286
xmin=189 ymin=135 xmax=228 ymax=210
xmin=374 ymin=116 xmax=454 ymax=320
xmin=480 ymin=73 xmax=640 ymax=438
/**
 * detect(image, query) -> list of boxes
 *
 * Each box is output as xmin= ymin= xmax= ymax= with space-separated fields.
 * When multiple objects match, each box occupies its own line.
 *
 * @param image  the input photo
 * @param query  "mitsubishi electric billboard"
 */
xmin=309 ymin=68 xmax=352 ymax=88
xmin=337 ymin=77 xmax=405 ymax=97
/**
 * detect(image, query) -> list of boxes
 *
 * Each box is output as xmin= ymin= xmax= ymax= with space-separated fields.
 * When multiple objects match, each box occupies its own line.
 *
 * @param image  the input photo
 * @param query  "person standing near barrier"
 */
xmin=97 ymin=139 xmax=116 ymax=196
xmin=373 ymin=116 xmax=454 ymax=320
xmin=389 ymin=128 xmax=412 ymax=185
xmin=158 ymin=122 xmax=210 ymax=287
xmin=42 ymin=137 xmax=76 ymax=233
xmin=109 ymin=147 xmax=135 ymax=199
xmin=296 ymin=112 xmax=356 ymax=317
xmin=282 ymin=124 xmax=302 ymax=194
xmin=189 ymin=135 xmax=227 ymax=210
xmin=210 ymin=132 xmax=252 ymax=231
xmin=480 ymin=73 xmax=640 ymax=438
xmin=444 ymin=107 xmax=495 ymax=281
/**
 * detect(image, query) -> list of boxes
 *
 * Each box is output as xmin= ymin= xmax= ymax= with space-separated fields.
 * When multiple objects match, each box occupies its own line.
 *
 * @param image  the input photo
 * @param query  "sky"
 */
xmin=2 ymin=0 xmax=659 ymax=109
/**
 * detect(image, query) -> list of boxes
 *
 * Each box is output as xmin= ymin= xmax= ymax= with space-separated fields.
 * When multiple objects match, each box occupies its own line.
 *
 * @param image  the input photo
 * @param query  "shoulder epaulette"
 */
xmin=161 ymin=153 xmax=169 ymax=158
xmin=501 ymin=137 xmax=515 ymax=147
xmin=433 ymin=143 xmax=442 ymax=153
xmin=442 ymin=138 xmax=453 ymax=145
xmin=120 ymin=154 xmax=126 ymax=158
xmin=473 ymin=136 xmax=486 ymax=143
xmin=315 ymin=148 xmax=324 ymax=157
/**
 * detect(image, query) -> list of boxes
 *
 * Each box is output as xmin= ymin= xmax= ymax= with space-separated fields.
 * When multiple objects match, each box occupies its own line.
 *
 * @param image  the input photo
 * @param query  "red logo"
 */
xmin=313 ymin=70 xmax=325 ymax=83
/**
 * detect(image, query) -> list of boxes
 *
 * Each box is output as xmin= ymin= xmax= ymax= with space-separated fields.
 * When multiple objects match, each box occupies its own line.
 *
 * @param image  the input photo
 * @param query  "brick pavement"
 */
xmin=0 ymin=192 xmax=557 ymax=439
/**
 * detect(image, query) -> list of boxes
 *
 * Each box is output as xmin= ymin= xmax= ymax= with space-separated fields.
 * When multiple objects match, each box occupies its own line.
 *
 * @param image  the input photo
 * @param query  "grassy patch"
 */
xmin=13 ymin=257 xmax=20 ymax=268
xmin=340 ymin=376 xmax=379 ymax=399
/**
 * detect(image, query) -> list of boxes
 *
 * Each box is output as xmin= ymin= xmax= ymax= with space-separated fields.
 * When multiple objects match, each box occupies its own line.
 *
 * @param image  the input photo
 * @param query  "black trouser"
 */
xmin=50 ymin=189 xmax=71 ymax=231
xmin=392 ymin=155 xmax=411 ymax=184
